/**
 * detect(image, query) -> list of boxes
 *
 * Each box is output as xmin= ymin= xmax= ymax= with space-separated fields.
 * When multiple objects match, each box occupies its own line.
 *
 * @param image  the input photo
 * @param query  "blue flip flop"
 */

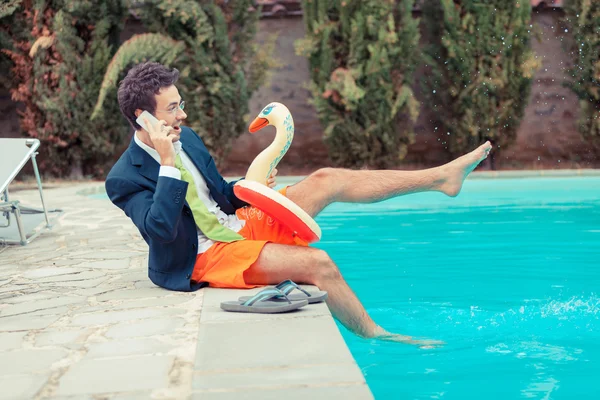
xmin=238 ymin=280 xmax=328 ymax=304
xmin=221 ymin=287 xmax=308 ymax=313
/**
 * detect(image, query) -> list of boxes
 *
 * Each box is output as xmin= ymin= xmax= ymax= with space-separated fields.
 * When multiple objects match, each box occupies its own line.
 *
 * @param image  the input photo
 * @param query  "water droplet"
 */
xmin=433 ymin=90 xmax=436 ymax=94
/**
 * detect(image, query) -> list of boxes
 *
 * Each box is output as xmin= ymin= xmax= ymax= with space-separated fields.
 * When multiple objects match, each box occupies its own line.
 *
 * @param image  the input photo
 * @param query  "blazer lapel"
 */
xmin=180 ymin=134 xmax=216 ymax=189
xmin=128 ymin=138 xmax=160 ymax=183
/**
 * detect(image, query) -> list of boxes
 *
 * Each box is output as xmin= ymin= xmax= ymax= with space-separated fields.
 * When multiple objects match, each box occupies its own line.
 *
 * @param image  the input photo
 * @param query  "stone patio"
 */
xmin=0 ymin=182 xmax=372 ymax=400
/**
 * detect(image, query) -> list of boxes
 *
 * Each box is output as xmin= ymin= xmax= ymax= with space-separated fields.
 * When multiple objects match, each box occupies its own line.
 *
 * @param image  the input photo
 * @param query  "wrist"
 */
xmin=161 ymin=157 xmax=175 ymax=167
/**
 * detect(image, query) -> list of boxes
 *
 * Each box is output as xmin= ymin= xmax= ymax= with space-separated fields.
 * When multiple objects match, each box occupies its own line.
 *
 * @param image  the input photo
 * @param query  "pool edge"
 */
xmin=192 ymin=287 xmax=375 ymax=399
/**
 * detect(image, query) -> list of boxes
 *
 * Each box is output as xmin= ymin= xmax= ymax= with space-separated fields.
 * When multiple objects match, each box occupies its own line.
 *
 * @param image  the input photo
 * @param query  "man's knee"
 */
xmin=310 ymin=167 xmax=341 ymax=183
xmin=310 ymin=249 xmax=342 ymax=283
xmin=308 ymin=168 xmax=346 ymax=196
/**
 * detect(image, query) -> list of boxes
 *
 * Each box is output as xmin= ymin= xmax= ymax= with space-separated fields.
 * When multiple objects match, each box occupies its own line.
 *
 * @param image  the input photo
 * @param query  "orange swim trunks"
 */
xmin=191 ymin=187 xmax=309 ymax=289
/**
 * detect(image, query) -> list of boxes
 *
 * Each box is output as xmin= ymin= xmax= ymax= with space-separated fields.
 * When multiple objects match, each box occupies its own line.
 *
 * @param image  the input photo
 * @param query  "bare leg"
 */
xmin=287 ymin=141 xmax=492 ymax=217
xmin=244 ymin=244 xmax=443 ymax=347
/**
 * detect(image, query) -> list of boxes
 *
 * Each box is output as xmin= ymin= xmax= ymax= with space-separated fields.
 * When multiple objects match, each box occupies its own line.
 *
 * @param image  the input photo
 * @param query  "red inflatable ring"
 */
xmin=234 ymin=181 xmax=321 ymax=243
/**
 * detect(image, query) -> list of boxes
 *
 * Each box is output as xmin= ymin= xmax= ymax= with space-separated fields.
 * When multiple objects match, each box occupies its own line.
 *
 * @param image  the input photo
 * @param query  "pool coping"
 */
xmin=192 ymin=287 xmax=373 ymax=399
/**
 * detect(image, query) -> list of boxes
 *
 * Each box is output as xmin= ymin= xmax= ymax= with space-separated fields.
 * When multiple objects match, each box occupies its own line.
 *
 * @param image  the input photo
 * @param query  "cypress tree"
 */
xmin=564 ymin=0 xmax=600 ymax=146
xmin=422 ymin=0 xmax=539 ymax=165
xmin=297 ymin=0 xmax=421 ymax=169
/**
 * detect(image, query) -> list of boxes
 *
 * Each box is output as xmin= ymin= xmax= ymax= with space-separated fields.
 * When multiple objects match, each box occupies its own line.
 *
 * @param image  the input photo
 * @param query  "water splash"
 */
xmin=540 ymin=295 xmax=600 ymax=319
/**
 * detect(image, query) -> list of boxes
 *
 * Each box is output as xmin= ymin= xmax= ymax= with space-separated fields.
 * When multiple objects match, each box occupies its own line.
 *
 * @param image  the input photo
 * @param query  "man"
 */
xmin=107 ymin=62 xmax=492 ymax=346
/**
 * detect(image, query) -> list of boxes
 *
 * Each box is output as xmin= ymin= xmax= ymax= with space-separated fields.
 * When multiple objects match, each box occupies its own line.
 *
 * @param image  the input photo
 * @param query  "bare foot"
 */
xmin=438 ymin=141 xmax=493 ymax=197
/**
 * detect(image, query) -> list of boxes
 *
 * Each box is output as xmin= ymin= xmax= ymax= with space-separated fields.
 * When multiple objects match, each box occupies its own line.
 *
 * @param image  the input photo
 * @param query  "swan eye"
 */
xmin=261 ymin=104 xmax=276 ymax=116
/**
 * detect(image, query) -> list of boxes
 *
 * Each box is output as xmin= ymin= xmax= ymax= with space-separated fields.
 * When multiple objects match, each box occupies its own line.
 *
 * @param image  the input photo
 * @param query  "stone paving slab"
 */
xmin=1 ymin=349 xmax=69 ymax=375
xmin=0 ymin=182 xmax=372 ymax=399
xmin=1 ymin=296 xmax=83 ymax=317
xmin=0 ymin=331 xmax=26 ymax=351
xmin=56 ymin=355 xmax=175 ymax=396
xmin=0 ymin=375 xmax=48 ymax=400
xmin=105 ymin=317 xmax=187 ymax=339
xmin=0 ymin=314 xmax=60 ymax=332
xmin=35 ymin=329 xmax=93 ymax=347
xmin=0 ymin=184 xmax=203 ymax=399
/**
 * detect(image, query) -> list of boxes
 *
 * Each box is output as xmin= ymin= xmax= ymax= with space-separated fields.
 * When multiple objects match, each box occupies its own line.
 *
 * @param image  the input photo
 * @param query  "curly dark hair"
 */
xmin=117 ymin=62 xmax=180 ymax=130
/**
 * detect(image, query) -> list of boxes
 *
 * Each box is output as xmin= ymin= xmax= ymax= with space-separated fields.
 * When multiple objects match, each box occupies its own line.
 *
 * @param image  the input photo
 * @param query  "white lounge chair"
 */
xmin=1 ymin=138 xmax=58 ymax=245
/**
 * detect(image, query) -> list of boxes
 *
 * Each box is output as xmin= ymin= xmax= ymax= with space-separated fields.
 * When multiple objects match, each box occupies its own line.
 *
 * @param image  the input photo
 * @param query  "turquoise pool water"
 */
xmin=313 ymin=177 xmax=600 ymax=399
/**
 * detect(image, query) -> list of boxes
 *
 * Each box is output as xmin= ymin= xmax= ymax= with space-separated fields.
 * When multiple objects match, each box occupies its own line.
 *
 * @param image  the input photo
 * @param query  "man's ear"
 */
xmin=134 ymin=109 xmax=142 ymax=118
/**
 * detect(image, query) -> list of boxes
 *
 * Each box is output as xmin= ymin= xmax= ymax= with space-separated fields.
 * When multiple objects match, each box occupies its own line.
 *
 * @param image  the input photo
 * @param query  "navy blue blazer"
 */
xmin=105 ymin=127 xmax=248 ymax=292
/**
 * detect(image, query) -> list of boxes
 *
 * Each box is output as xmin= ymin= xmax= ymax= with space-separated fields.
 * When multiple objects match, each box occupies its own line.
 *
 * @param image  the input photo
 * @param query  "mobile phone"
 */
xmin=136 ymin=110 xmax=160 ymax=132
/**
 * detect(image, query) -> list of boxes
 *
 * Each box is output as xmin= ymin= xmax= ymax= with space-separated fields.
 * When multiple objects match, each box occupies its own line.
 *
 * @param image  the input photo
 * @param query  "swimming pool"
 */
xmin=313 ymin=177 xmax=600 ymax=399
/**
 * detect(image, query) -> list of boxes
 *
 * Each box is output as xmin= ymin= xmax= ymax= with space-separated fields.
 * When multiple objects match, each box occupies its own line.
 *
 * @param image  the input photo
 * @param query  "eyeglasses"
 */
xmin=160 ymin=100 xmax=185 ymax=116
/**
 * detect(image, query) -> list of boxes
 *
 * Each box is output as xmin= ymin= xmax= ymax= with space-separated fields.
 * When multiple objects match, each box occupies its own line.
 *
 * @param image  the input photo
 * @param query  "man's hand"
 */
xmin=267 ymin=168 xmax=278 ymax=189
xmin=145 ymin=118 xmax=177 ymax=167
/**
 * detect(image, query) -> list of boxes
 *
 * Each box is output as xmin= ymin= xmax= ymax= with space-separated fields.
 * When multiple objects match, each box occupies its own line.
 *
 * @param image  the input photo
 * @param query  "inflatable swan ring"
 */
xmin=233 ymin=103 xmax=322 ymax=243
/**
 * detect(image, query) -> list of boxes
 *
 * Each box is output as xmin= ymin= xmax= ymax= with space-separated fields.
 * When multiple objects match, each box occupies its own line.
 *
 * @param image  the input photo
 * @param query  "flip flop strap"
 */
xmin=242 ymin=288 xmax=292 ymax=306
xmin=275 ymin=279 xmax=312 ymax=298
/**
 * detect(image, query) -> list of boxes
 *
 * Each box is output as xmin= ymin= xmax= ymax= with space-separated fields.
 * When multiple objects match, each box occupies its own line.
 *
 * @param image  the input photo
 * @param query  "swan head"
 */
xmin=249 ymin=102 xmax=291 ymax=133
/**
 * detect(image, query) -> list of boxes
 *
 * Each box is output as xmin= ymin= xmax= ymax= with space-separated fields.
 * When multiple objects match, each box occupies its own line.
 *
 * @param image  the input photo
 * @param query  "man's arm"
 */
xmin=106 ymin=175 xmax=188 ymax=243
xmin=107 ymin=117 xmax=189 ymax=242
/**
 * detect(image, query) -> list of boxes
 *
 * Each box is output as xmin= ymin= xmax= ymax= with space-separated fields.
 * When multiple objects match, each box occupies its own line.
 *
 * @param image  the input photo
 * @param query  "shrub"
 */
xmin=2 ymin=0 xmax=128 ymax=177
xmin=94 ymin=0 xmax=275 ymax=164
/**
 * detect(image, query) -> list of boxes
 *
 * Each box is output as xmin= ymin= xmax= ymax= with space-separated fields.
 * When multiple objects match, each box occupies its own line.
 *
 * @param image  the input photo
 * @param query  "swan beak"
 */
xmin=249 ymin=117 xmax=269 ymax=133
